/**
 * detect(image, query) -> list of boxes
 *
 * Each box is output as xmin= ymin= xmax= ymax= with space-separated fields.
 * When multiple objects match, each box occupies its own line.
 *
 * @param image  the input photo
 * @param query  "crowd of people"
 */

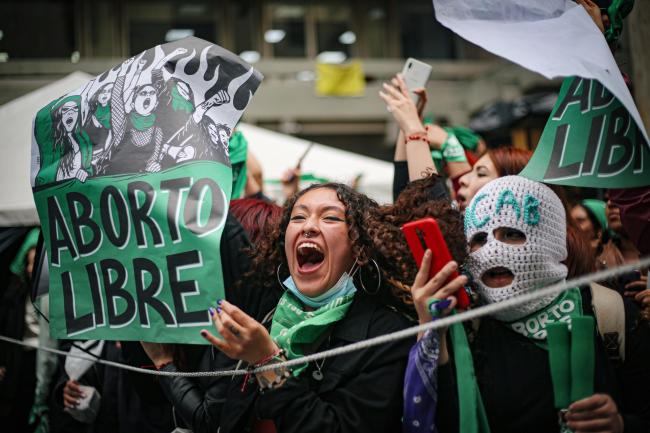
xmin=2 ymin=70 xmax=649 ymax=432
xmin=2 ymin=2 xmax=650 ymax=432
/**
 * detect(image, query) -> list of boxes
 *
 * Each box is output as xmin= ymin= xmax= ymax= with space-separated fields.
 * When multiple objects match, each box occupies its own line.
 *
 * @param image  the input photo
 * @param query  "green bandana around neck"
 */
xmin=94 ymin=103 xmax=111 ymax=129
xmin=130 ymin=112 xmax=157 ymax=131
xmin=171 ymin=84 xmax=195 ymax=113
xmin=270 ymin=291 xmax=355 ymax=376
xmin=506 ymin=287 xmax=583 ymax=350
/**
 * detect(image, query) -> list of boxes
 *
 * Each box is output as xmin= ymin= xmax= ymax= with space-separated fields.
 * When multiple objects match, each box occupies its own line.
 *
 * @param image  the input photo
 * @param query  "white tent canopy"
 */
xmin=238 ymin=123 xmax=394 ymax=204
xmin=0 ymin=72 xmax=93 ymax=227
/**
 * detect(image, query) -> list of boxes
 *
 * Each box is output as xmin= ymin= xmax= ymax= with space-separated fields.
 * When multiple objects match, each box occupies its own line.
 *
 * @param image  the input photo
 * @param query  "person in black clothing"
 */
xmin=405 ymin=175 xmax=650 ymax=433
xmin=144 ymin=183 xmax=433 ymax=433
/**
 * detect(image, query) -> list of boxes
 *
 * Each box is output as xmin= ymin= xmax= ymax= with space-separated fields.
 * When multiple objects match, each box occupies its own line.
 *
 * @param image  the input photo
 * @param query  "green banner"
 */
xmin=31 ymin=37 xmax=262 ymax=343
xmin=520 ymin=76 xmax=650 ymax=187
xmin=34 ymin=162 xmax=230 ymax=343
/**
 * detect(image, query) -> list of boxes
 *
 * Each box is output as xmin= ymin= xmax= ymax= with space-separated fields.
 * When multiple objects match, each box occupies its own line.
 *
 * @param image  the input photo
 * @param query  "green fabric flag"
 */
xmin=270 ymin=291 xmax=355 ymax=376
xmin=520 ymin=76 xmax=650 ymax=187
xmin=445 ymin=126 xmax=480 ymax=152
xmin=94 ymin=103 xmax=111 ymax=129
xmin=228 ymin=130 xmax=248 ymax=199
xmin=546 ymin=316 xmax=595 ymax=433
xmin=450 ymin=319 xmax=491 ymax=433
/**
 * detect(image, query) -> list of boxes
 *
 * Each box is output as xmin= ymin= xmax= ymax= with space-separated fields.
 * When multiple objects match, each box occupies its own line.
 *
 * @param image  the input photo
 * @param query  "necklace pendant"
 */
xmin=312 ymin=370 xmax=324 ymax=381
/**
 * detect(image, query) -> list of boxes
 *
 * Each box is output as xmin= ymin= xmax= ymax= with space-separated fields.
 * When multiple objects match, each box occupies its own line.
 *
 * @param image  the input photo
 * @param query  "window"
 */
xmin=0 ymin=0 xmax=77 ymax=58
xmin=127 ymin=1 xmax=217 ymax=56
xmin=399 ymin=0 xmax=457 ymax=59
xmin=264 ymin=3 xmax=306 ymax=58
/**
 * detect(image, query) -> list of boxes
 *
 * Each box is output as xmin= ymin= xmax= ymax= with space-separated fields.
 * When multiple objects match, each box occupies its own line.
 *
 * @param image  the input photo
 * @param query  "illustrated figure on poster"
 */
xmin=84 ymin=82 xmax=114 ymax=172
xmin=159 ymin=89 xmax=231 ymax=168
xmin=34 ymin=96 xmax=93 ymax=185
xmin=101 ymin=57 xmax=165 ymax=174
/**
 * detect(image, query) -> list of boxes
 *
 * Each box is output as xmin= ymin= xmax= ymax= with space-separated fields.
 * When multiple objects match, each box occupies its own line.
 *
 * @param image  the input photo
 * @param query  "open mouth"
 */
xmin=296 ymin=242 xmax=325 ymax=273
xmin=143 ymin=98 xmax=151 ymax=110
xmin=481 ymin=266 xmax=514 ymax=288
xmin=456 ymin=192 xmax=467 ymax=209
xmin=65 ymin=117 xmax=74 ymax=126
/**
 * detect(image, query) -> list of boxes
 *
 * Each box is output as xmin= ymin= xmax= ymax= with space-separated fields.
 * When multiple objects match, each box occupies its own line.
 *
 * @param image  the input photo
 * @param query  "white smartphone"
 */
xmin=401 ymin=58 xmax=432 ymax=102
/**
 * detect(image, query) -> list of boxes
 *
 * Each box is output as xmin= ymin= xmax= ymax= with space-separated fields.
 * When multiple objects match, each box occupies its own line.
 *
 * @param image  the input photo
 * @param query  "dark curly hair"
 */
xmin=247 ymin=183 xmax=418 ymax=308
xmin=380 ymin=175 xmax=468 ymax=303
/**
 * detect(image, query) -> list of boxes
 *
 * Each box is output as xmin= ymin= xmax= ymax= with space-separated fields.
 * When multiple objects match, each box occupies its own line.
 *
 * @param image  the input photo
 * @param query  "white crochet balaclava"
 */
xmin=464 ymin=175 xmax=567 ymax=321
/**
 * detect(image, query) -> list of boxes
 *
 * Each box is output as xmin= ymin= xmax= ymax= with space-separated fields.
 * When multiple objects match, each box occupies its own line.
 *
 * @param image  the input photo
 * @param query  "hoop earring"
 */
xmin=276 ymin=263 xmax=288 ymax=291
xmin=359 ymin=258 xmax=381 ymax=295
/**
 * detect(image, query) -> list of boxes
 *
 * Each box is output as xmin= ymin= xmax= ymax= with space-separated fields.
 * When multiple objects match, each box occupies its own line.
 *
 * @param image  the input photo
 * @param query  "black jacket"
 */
xmin=436 ymin=287 xmax=650 ymax=433
xmin=159 ymin=292 xmax=415 ymax=433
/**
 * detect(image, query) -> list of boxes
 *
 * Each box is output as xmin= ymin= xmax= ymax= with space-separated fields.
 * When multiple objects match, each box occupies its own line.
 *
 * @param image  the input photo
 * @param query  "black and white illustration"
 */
xmin=32 ymin=37 xmax=262 ymax=187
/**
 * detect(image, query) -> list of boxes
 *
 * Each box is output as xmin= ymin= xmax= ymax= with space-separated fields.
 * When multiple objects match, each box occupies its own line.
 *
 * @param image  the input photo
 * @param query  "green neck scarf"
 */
xmin=94 ymin=103 xmax=111 ymax=129
xmin=171 ymin=84 xmax=195 ymax=113
xmin=506 ymin=287 xmax=583 ymax=350
xmin=130 ymin=112 xmax=157 ymax=131
xmin=270 ymin=291 xmax=355 ymax=376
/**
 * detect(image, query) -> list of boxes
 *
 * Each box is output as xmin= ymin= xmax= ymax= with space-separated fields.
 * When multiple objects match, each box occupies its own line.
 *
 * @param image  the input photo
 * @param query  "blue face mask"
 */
xmin=283 ymin=268 xmax=358 ymax=309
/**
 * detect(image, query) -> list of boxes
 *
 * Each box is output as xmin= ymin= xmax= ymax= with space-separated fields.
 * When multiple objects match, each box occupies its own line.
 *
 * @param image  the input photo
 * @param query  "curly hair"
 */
xmin=247 ymin=183 xmax=418 ymax=308
xmin=380 ymin=175 xmax=468 ymax=303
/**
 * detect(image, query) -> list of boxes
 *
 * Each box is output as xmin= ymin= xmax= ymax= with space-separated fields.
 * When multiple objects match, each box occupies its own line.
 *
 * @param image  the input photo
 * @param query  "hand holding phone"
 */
xmin=401 ymin=58 xmax=432 ymax=103
xmin=402 ymin=218 xmax=470 ymax=309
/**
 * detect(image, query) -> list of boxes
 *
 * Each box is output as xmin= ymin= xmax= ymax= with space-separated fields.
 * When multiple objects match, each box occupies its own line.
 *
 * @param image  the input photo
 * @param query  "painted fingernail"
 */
xmin=200 ymin=330 xmax=208 ymax=337
xmin=208 ymin=307 xmax=215 ymax=317
xmin=216 ymin=299 xmax=223 ymax=305
xmin=435 ymin=299 xmax=452 ymax=310
xmin=217 ymin=306 xmax=222 ymax=314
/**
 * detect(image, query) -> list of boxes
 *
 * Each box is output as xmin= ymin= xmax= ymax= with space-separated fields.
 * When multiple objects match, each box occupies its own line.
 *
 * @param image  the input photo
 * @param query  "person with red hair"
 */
xmin=456 ymin=147 xmax=532 ymax=211
xmin=229 ymin=198 xmax=282 ymax=245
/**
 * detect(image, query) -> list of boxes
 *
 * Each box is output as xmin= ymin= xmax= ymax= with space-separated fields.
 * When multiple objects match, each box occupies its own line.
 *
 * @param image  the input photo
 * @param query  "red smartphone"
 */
xmin=401 ymin=218 xmax=470 ymax=309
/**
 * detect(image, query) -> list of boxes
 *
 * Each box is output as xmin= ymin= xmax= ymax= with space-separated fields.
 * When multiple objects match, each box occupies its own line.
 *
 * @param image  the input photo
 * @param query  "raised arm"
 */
xmin=380 ymin=74 xmax=438 ymax=182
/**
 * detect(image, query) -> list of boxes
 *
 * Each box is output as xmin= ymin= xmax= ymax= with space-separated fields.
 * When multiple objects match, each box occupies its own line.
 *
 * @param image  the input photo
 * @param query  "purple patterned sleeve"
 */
xmin=403 ymin=329 xmax=440 ymax=433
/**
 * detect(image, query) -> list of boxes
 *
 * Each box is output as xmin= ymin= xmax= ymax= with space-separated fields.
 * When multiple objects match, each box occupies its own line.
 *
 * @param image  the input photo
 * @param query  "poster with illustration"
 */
xmin=30 ymin=37 xmax=262 ymax=343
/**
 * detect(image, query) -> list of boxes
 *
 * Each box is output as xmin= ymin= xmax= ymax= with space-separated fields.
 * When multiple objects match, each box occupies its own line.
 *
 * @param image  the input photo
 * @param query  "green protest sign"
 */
xmin=520 ymin=76 xmax=650 ymax=187
xmin=30 ymin=37 xmax=262 ymax=343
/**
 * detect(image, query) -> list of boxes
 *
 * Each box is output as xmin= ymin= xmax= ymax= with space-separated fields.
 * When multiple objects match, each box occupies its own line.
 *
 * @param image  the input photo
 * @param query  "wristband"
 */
xmin=441 ymin=132 xmax=468 ymax=163
xmin=406 ymin=131 xmax=428 ymax=143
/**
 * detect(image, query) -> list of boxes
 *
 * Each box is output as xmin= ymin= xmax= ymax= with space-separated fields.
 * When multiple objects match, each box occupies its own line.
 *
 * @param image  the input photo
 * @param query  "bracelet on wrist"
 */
xmin=406 ymin=131 xmax=428 ymax=143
